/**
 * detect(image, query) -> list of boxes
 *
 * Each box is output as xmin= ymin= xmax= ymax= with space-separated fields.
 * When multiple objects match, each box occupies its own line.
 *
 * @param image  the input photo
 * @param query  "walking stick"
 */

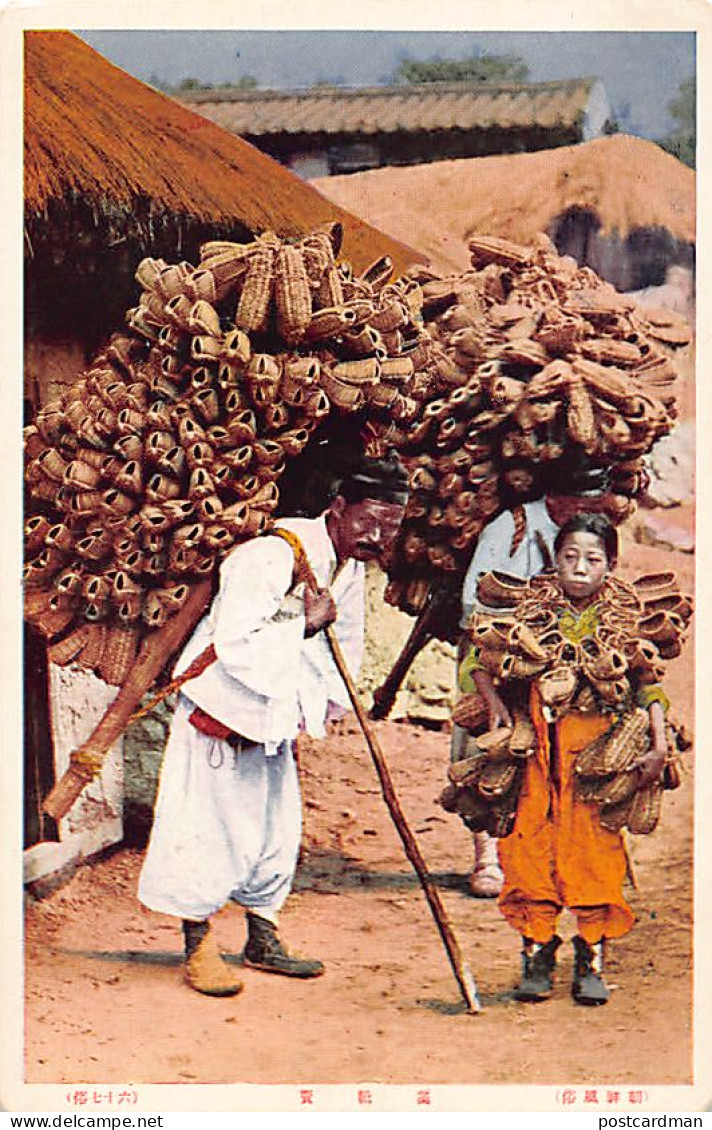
xmin=325 ymin=625 xmax=481 ymax=1014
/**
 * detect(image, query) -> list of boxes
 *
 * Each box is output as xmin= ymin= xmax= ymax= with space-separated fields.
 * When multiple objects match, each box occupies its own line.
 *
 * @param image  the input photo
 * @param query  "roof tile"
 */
xmin=185 ymin=79 xmax=597 ymax=139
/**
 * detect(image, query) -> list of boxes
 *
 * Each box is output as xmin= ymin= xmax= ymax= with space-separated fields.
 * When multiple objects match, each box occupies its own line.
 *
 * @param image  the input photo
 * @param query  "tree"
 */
xmin=171 ymin=75 xmax=258 ymax=93
xmin=148 ymin=72 xmax=171 ymax=93
xmin=393 ymin=53 xmax=530 ymax=86
xmin=659 ymin=77 xmax=695 ymax=169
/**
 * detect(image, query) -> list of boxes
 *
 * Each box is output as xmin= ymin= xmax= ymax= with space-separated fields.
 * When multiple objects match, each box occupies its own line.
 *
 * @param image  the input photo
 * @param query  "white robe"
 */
xmin=138 ymin=516 xmax=364 ymax=921
xmin=459 ymin=499 xmax=559 ymax=627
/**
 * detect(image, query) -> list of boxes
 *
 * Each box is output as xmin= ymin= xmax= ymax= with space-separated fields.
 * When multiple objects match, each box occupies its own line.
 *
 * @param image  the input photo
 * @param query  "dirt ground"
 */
xmin=23 ymin=520 xmax=695 ymax=1091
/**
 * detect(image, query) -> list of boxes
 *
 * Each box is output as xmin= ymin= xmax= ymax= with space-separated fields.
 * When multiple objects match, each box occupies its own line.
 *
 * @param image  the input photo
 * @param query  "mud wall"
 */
xmin=24 ymin=336 xmax=89 ymax=413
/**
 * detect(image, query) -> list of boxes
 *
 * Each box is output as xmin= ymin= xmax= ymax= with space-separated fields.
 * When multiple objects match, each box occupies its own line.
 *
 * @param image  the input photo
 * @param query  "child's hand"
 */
xmin=486 ymin=695 xmax=513 ymax=730
xmin=633 ymin=743 xmax=667 ymax=789
xmin=473 ymin=670 xmax=512 ymax=729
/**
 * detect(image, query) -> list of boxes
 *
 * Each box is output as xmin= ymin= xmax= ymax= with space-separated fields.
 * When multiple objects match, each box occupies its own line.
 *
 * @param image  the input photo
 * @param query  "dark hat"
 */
xmin=545 ymin=454 xmax=610 ymax=498
xmin=337 ymin=449 xmax=410 ymax=506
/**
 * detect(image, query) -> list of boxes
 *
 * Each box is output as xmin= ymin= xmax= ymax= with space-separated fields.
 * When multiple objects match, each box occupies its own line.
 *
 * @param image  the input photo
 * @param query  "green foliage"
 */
xmin=669 ymin=77 xmax=695 ymax=131
xmin=173 ymin=75 xmax=258 ymax=93
xmin=148 ymin=72 xmax=171 ymax=93
xmin=660 ymin=132 xmax=696 ymax=169
xmin=659 ymin=77 xmax=695 ymax=169
xmin=393 ymin=53 xmax=530 ymax=86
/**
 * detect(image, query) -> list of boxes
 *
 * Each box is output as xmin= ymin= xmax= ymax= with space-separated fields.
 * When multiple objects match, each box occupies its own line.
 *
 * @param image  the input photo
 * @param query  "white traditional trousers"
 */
xmin=138 ymin=696 xmax=302 ymax=922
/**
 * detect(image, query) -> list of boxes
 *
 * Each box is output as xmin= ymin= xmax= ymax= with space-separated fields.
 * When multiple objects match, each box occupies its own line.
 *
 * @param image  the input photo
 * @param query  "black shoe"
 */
xmin=572 ymin=935 xmax=610 ymax=1006
xmin=243 ymin=913 xmax=325 ymax=979
xmin=513 ymin=935 xmax=562 ymax=1001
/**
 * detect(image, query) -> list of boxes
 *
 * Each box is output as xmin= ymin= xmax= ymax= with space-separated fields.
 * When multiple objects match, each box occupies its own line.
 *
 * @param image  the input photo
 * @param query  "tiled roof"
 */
xmin=182 ymin=78 xmax=598 ymax=138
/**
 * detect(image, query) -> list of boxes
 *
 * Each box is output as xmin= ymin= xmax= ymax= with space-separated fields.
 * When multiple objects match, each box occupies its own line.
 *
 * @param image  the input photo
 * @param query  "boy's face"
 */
xmin=555 ymin=531 xmax=609 ymax=599
xmin=328 ymin=496 xmax=405 ymax=563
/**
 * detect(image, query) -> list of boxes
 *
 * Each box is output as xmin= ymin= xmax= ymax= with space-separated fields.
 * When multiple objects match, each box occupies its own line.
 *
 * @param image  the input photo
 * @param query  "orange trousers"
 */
xmin=497 ymin=688 xmax=635 ymax=945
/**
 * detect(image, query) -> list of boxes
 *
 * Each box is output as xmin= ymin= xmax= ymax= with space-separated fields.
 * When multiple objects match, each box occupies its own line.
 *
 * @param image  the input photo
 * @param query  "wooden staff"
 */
xmin=622 ymin=830 xmax=639 ymax=892
xmin=325 ymin=624 xmax=481 ymax=1014
xmin=42 ymin=580 xmax=213 ymax=821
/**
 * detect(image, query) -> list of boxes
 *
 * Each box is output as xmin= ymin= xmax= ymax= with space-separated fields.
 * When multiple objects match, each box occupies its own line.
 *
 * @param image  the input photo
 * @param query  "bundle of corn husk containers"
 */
xmin=383 ymin=233 xmax=691 ymax=622
xmin=23 ymin=224 xmax=452 ymax=686
xmin=440 ymin=568 xmax=693 ymax=837
xmin=24 ymin=226 xmax=691 ymax=692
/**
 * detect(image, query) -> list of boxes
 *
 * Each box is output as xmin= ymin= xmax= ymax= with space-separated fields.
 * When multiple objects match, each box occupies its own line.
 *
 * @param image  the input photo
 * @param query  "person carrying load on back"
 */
xmin=454 ymin=459 xmax=612 ymax=898
xmin=138 ymin=450 xmax=409 ymax=997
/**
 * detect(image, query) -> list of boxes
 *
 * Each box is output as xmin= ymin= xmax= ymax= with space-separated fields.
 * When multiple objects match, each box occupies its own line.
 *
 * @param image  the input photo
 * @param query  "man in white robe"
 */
xmin=138 ymin=452 xmax=408 ymax=996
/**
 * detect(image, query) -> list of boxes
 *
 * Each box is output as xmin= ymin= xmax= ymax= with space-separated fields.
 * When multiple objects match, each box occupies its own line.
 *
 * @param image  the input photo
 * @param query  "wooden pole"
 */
xmin=325 ymin=625 xmax=481 ymax=1014
xmin=369 ymin=593 xmax=438 ymax=720
xmin=42 ymin=580 xmax=213 ymax=821
xmin=622 ymin=830 xmax=639 ymax=892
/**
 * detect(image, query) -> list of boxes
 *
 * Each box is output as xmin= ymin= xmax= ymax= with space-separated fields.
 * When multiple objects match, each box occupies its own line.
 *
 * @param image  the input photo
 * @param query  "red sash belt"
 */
xmin=188 ymin=706 xmax=250 ymax=751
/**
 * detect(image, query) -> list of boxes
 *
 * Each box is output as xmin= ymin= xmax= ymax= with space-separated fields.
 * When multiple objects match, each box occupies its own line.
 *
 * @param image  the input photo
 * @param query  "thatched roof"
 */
xmin=183 ymin=77 xmax=602 ymax=139
xmin=314 ymin=134 xmax=695 ymax=273
xmin=23 ymin=31 xmax=421 ymax=274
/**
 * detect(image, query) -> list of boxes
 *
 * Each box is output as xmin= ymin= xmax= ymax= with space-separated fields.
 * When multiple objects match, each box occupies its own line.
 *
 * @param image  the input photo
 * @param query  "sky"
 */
xmin=76 ymin=30 xmax=695 ymax=142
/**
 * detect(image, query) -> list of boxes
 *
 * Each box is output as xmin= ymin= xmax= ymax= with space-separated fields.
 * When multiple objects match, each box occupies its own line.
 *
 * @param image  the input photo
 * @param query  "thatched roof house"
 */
xmin=314 ymin=134 xmax=695 ymax=289
xmin=24 ymin=31 xmax=422 ymax=403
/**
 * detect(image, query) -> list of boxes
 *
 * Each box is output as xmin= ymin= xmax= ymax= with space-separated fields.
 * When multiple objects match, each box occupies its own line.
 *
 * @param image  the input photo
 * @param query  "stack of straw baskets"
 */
xmin=441 ymin=568 xmax=692 ymax=836
xmin=383 ymin=233 xmax=691 ymax=620
xmin=23 ymin=224 xmax=453 ymax=685
xmin=24 ymin=226 xmax=692 ymax=692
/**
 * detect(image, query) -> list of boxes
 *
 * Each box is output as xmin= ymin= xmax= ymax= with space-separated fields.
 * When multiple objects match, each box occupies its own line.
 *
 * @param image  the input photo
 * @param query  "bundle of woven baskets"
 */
xmin=471 ymin=568 xmax=693 ymax=698
xmin=572 ymin=707 xmax=684 ymax=834
xmin=441 ymin=568 xmax=692 ymax=836
xmin=23 ymin=225 xmax=693 ymax=693
xmin=384 ymin=233 xmax=690 ymax=620
xmin=441 ymin=699 xmax=534 ymax=837
xmin=24 ymin=225 xmax=451 ymax=685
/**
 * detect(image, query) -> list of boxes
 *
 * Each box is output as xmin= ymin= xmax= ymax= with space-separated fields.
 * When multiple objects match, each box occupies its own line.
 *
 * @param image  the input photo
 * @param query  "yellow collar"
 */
xmin=558 ymin=603 xmax=601 ymax=643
